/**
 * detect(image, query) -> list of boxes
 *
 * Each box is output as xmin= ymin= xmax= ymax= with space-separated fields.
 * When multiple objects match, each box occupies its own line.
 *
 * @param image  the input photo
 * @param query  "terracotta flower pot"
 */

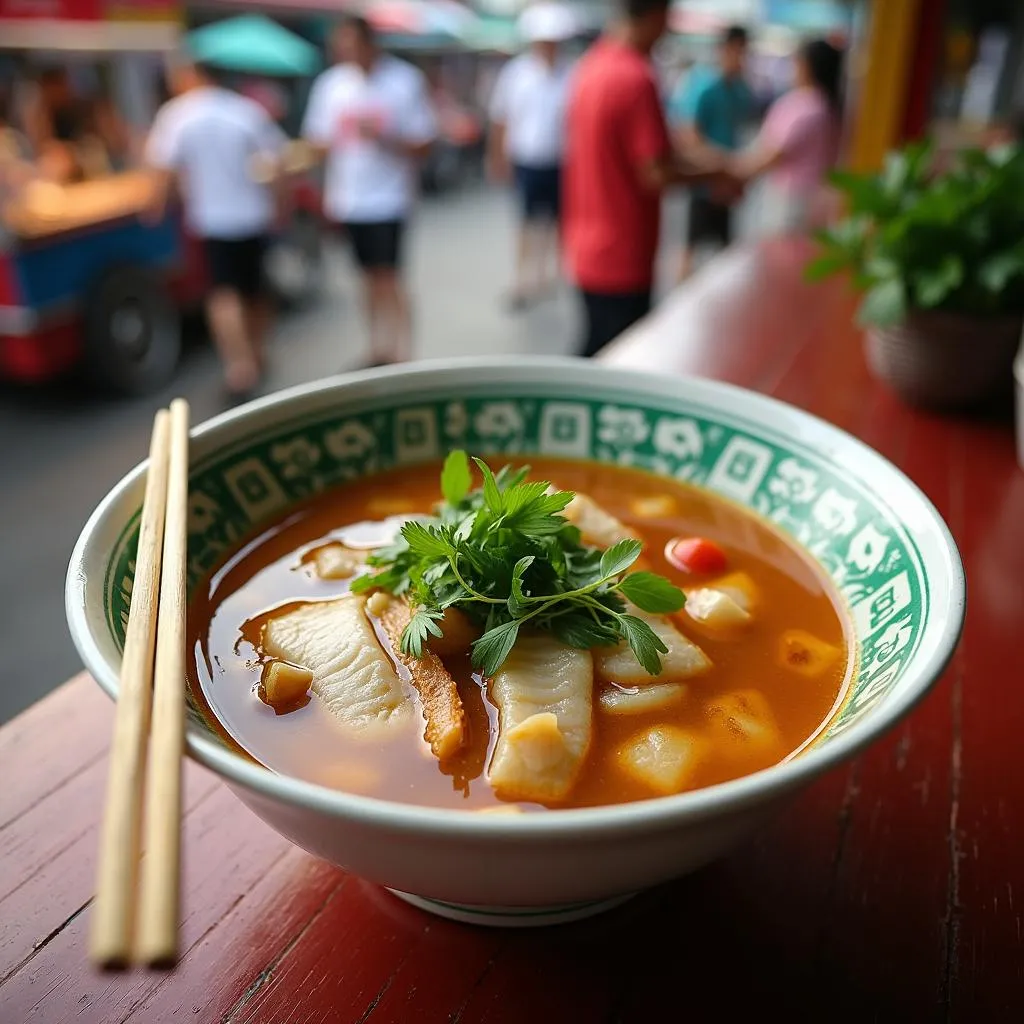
xmin=866 ymin=310 xmax=1023 ymax=411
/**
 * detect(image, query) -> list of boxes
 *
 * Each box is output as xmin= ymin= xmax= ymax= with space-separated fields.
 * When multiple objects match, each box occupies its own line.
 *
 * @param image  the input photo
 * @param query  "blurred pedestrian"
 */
xmin=669 ymin=24 xmax=754 ymax=280
xmin=733 ymin=38 xmax=844 ymax=236
xmin=563 ymin=0 xmax=733 ymax=358
xmin=487 ymin=2 xmax=577 ymax=309
xmin=145 ymin=56 xmax=287 ymax=398
xmin=302 ymin=16 xmax=437 ymax=366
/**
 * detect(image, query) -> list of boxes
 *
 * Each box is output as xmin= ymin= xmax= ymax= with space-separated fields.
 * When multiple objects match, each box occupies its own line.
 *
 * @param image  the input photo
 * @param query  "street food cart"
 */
xmin=0 ymin=3 xmax=195 ymax=394
xmin=0 ymin=4 xmax=325 ymax=396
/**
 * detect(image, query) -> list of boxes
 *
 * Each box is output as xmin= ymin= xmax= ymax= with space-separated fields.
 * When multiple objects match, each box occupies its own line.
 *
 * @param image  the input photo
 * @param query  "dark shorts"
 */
xmin=578 ymin=289 xmax=652 ymax=359
xmin=687 ymin=195 xmax=733 ymax=247
xmin=202 ymin=235 xmax=268 ymax=298
xmin=514 ymin=164 xmax=561 ymax=222
xmin=341 ymin=220 xmax=405 ymax=270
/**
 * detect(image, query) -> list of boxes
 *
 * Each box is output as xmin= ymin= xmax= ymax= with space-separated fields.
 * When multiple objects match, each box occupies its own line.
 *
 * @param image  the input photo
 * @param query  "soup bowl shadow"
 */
xmin=66 ymin=357 xmax=965 ymax=927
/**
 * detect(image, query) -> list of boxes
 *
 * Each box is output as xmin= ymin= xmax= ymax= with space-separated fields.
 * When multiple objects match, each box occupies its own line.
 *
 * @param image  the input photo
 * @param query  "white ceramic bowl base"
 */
xmin=67 ymin=358 xmax=965 ymax=925
xmin=387 ymin=891 xmax=637 ymax=928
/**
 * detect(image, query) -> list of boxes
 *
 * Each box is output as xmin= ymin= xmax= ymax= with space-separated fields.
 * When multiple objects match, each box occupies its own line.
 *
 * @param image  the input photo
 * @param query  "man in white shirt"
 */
xmin=302 ymin=17 xmax=436 ymax=366
xmin=146 ymin=57 xmax=286 ymax=397
xmin=487 ymin=4 xmax=577 ymax=308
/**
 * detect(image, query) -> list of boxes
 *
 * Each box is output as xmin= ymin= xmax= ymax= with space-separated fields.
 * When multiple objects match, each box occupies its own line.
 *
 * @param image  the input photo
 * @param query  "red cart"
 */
xmin=0 ymin=4 xmax=325 ymax=396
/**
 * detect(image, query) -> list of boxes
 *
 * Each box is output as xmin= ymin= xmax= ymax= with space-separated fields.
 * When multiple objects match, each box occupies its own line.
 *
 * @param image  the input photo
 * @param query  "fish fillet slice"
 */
xmin=595 ymin=605 xmax=711 ymax=684
xmin=263 ymin=595 xmax=408 ymax=728
xmin=488 ymin=634 xmax=593 ymax=803
xmin=562 ymin=491 xmax=640 ymax=548
xmin=375 ymin=597 xmax=467 ymax=760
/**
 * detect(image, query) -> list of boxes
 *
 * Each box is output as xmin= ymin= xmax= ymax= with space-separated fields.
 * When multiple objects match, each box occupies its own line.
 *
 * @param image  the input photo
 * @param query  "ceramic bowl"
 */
xmin=66 ymin=357 xmax=965 ymax=927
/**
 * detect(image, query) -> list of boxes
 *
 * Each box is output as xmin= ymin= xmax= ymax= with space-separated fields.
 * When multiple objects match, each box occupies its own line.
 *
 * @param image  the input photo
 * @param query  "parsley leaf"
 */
xmin=362 ymin=451 xmax=692 ymax=676
xmin=550 ymin=610 xmax=622 ymax=650
xmin=400 ymin=520 xmax=452 ymax=560
xmin=619 ymin=572 xmax=686 ymax=613
xmin=473 ymin=458 xmax=504 ymax=513
xmin=508 ymin=555 xmax=534 ymax=617
xmin=600 ymin=538 xmax=643 ymax=578
xmin=617 ymin=614 xmax=669 ymax=676
xmin=401 ymin=608 xmax=446 ymax=657
xmin=441 ymin=449 xmax=472 ymax=506
xmin=472 ymin=619 xmax=521 ymax=677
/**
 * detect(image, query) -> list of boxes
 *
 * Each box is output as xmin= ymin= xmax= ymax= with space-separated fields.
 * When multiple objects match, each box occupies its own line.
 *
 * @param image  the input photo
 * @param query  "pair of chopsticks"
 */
xmin=90 ymin=399 xmax=190 ymax=970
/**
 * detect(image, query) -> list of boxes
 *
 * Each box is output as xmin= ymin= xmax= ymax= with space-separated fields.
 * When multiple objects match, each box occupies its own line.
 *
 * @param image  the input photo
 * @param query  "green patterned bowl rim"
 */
xmin=66 ymin=357 xmax=965 ymax=836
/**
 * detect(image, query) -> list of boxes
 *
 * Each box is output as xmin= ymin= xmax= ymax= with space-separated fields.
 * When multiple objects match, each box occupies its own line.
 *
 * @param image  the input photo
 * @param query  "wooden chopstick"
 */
xmin=90 ymin=409 xmax=171 ymax=970
xmin=136 ymin=398 xmax=190 ymax=968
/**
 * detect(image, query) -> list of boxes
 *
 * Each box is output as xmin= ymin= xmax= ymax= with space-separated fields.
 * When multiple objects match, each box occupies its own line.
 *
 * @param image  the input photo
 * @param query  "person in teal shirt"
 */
xmin=669 ymin=25 xmax=754 ymax=279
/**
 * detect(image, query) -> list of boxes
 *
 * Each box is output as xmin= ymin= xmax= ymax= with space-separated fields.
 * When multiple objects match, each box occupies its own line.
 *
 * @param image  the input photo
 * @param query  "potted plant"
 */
xmin=808 ymin=140 xmax=1024 ymax=410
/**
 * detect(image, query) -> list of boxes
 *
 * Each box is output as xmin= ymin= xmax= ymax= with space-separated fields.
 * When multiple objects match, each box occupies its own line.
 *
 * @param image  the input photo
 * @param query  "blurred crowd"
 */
xmin=0 ymin=0 xmax=849 ymax=398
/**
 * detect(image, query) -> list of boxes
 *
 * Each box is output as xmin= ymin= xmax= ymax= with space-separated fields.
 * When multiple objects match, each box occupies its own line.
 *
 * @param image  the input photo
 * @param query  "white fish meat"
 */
xmin=562 ymin=492 xmax=639 ymax=548
xmin=598 ymin=682 xmax=688 ymax=716
xmin=263 ymin=594 xmax=409 ymax=728
xmin=488 ymin=635 xmax=593 ymax=803
xmin=595 ymin=605 xmax=711 ymax=684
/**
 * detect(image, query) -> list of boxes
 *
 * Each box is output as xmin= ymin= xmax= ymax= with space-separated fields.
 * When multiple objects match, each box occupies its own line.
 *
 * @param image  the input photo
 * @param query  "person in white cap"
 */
xmin=487 ymin=2 xmax=578 ymax=309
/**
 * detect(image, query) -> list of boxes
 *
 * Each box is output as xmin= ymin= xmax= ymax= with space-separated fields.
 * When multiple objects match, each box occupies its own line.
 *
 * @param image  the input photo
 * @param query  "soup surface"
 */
xmin=188 ymin=458 xmax=851 ymax=810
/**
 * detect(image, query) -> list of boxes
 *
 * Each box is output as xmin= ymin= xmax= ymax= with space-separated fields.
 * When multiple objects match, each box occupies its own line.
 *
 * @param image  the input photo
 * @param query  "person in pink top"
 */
xmin=734 ymin=39 xmax=844 ymax=235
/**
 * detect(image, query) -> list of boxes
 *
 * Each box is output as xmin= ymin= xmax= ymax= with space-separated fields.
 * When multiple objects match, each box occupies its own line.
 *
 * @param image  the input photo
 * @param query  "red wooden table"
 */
xmin=3 ymin=240 xmax=1021 ymax=1022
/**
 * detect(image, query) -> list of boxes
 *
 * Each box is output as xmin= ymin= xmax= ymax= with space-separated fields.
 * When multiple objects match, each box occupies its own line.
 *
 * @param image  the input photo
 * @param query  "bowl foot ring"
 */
xmin=385 ymin=889 xmax=636 ymax=927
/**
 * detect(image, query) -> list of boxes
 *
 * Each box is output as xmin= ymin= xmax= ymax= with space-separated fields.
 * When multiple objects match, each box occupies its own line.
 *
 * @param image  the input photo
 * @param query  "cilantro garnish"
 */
xmin=351 ymin=451 xmax=686 ymax=676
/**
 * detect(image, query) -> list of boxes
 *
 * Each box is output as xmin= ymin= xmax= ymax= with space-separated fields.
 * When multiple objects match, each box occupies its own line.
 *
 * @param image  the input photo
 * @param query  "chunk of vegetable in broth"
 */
xmin=616 ymin=726 xmax=704 ymax=795
xmin=704 ymin=690 xmax=783 ymax=764
xmin=709 ymin=571 xmax=758 ymax=613
xmin=778 ymin=629 xmax=843 ymax=678
xmin=261 ymin=661 xmax=313 ymax=709
xmin=630 ymin=494 xmax=678 ymax=519
xmin=685 ymin=587 xmax=752 ymax=630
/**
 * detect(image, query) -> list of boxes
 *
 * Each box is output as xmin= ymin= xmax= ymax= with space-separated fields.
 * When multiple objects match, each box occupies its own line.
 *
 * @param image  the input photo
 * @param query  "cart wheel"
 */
xmin=266 ymin=211 xmax=325 ymax=310
xmin=84 ymin=266 xmax=181 ymax=396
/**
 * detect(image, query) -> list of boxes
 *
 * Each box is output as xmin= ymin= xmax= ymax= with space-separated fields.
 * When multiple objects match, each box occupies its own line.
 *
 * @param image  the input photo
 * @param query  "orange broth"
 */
xmin=188 ymin=459 xmax=851 ymax=810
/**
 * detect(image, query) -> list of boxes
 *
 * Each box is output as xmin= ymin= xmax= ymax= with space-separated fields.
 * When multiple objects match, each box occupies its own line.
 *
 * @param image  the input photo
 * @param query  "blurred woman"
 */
xmin=734 ymin=38 xmax=844 ymax=235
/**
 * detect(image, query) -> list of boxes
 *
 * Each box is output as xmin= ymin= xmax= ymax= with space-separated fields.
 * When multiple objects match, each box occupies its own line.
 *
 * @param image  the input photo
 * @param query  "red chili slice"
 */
xmin=665 ymin=536 xmax=727 ymax=576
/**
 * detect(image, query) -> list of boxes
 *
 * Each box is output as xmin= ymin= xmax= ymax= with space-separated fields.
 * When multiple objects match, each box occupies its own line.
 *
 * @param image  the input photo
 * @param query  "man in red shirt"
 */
xmin=564 ymin=0 xmax=729 ymax=357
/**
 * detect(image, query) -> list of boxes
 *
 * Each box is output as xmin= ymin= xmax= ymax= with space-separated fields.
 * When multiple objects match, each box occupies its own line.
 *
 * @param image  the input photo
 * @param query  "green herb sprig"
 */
xmin=351 ymin=451 xmax=685 ymax=676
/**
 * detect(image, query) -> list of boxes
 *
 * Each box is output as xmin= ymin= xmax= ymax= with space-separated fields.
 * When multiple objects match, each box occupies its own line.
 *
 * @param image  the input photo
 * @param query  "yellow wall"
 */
xmin=848 ymin=0 xmax=921 ymax=171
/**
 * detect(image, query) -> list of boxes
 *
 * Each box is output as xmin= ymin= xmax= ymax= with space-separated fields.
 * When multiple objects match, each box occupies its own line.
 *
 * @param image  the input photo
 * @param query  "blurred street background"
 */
xmin=1 ymin=185 xmax=752 ymax=721
xmin=2 ymin=0 xmax=1022 ymax=722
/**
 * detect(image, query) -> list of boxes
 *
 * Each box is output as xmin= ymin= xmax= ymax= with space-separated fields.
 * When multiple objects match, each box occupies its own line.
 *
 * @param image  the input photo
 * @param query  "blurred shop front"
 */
xmin=853 ymin=0 xmax=1024 ymax=169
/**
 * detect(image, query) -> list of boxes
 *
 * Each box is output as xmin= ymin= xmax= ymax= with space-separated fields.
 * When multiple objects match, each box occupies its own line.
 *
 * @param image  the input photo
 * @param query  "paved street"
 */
xmin=0 ymin=183 xmax=751 ymax=722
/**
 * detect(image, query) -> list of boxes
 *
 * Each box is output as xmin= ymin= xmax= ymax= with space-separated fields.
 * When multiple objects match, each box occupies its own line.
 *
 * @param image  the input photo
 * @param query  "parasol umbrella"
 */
xmin=186 ymin=15 xmax=321 ymax=77
xmin=362 ymin=0 xmax=480 ymax=40
xmin=668 ymin=8 xmax=726 ymax=37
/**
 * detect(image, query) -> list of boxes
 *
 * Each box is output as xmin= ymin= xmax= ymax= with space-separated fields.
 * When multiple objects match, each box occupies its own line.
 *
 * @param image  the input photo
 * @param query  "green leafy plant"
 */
xmin=352 ymin=450 xmax=686 ymax=677
xmin=807 ymin=141 xmax=1024 ymax=327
